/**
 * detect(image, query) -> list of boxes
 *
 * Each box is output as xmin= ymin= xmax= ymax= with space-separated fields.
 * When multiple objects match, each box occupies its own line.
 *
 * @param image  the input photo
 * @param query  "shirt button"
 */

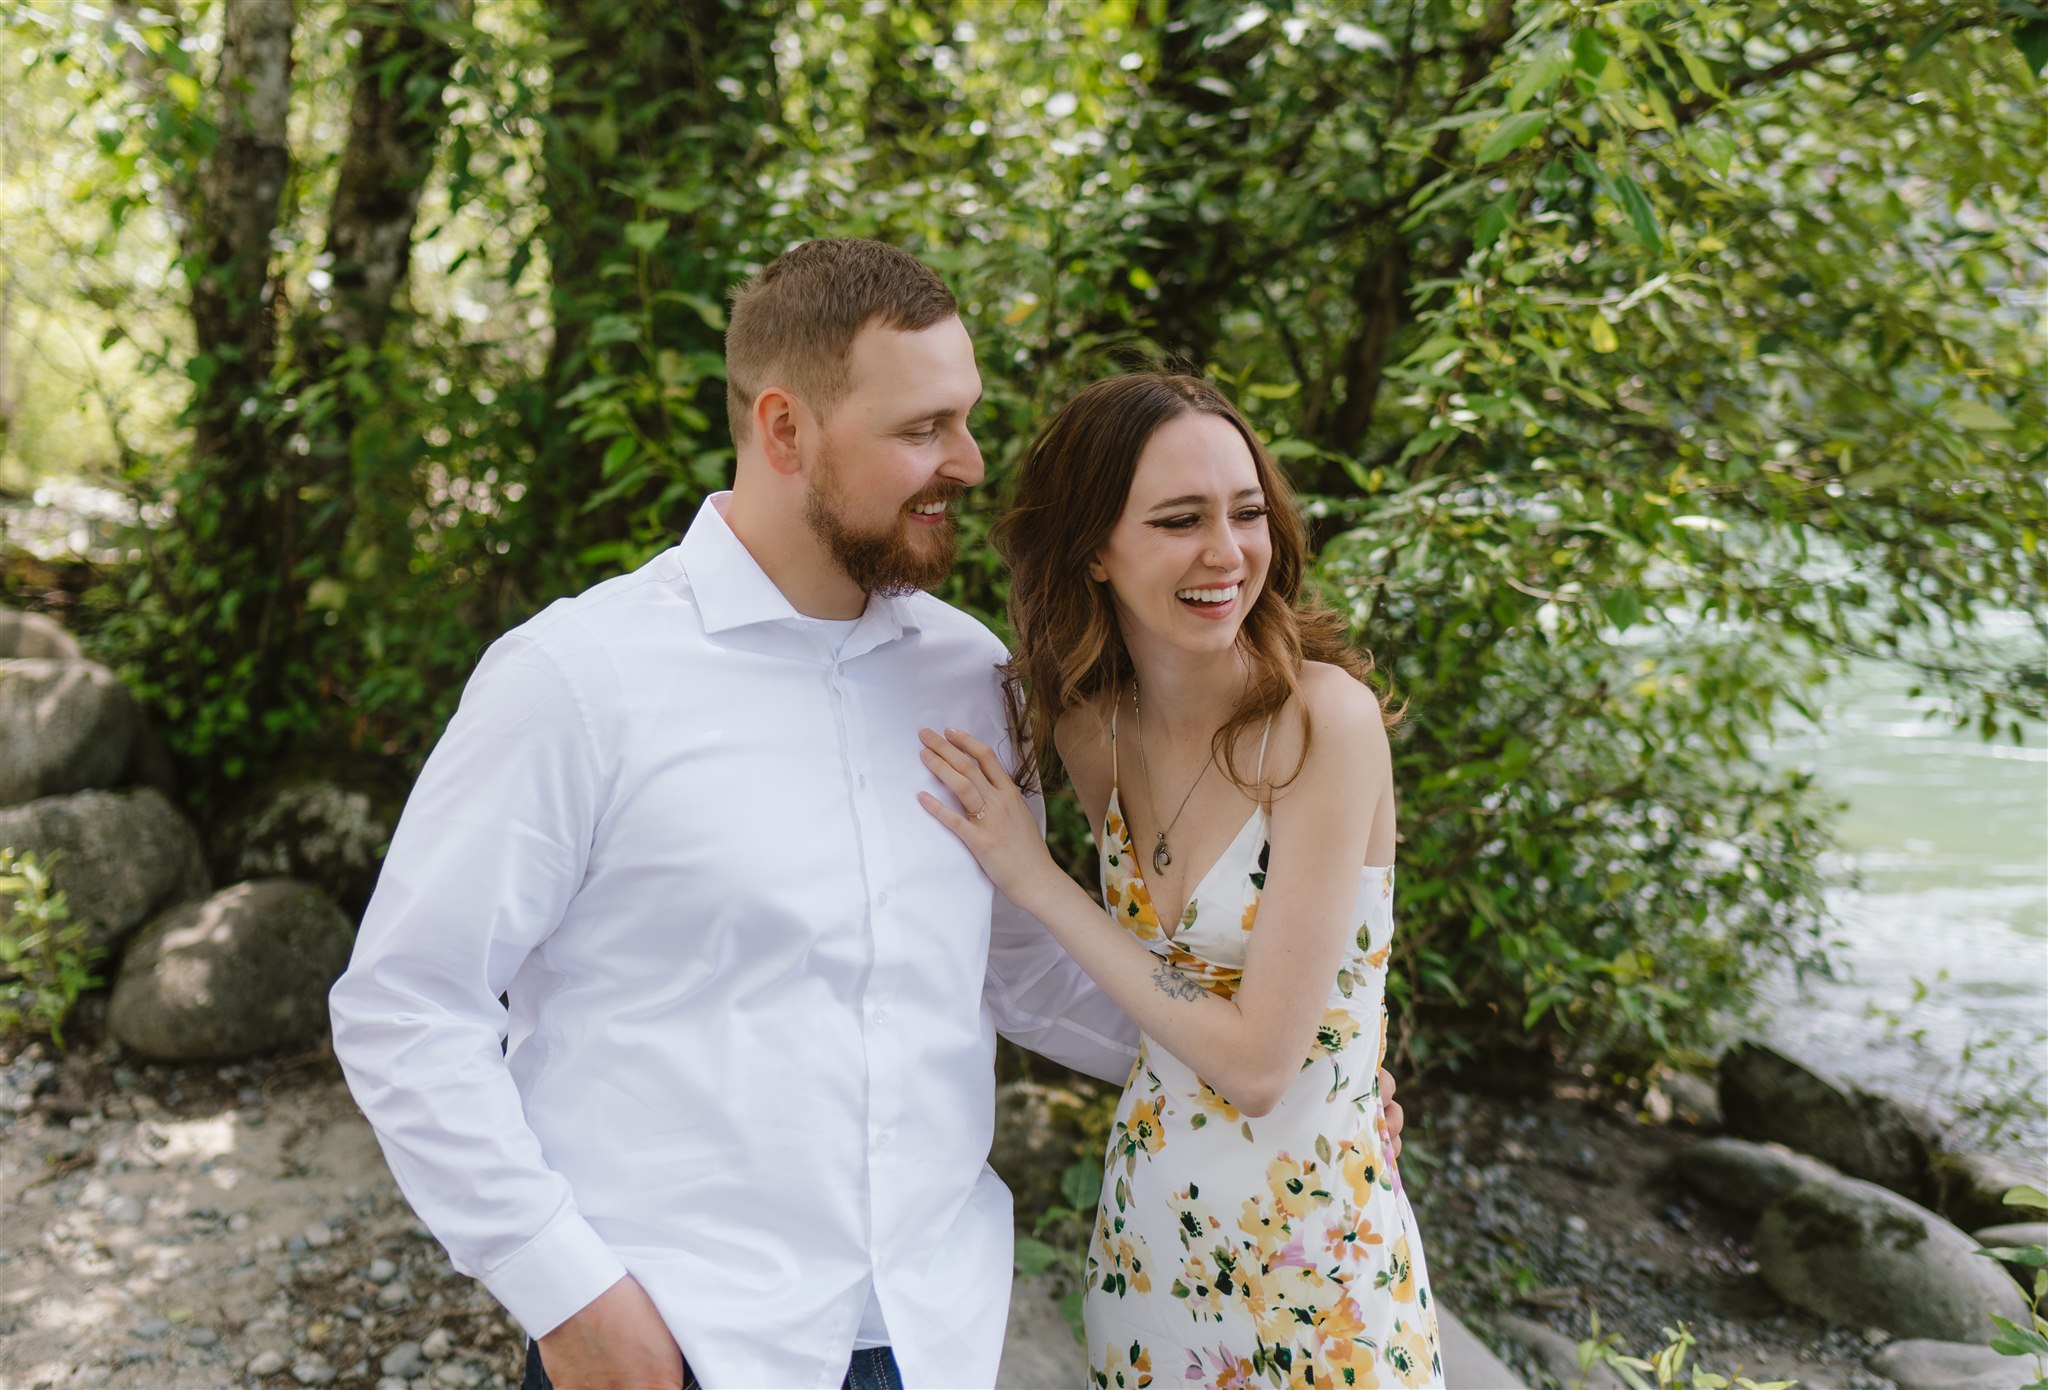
xmin=875 ymin=1129 xmax=892 ymax=1150
xmin=871 ymin=1006 xmax=888 ymax=1025
xmin=858 ymin=772 xmax=868 ymax=788
xmin=876 ymin=890 xmax=890 ymax=908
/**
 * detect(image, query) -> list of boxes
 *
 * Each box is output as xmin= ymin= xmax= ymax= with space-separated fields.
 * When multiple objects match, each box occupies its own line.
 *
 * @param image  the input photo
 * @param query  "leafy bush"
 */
xmin=0 ymin=850 xmax=101 ymax=1044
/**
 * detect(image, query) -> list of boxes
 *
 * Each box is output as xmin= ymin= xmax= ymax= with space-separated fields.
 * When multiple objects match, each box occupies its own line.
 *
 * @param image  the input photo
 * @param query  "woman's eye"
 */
xmin=1235 ymin=506 xmax=1270 ymax=523
xmin=1158 ymin=516 xmax=1200 ymax=530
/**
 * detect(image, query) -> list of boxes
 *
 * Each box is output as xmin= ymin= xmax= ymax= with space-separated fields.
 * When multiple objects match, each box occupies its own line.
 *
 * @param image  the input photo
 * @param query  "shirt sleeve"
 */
xmin=328 ymin=633 xmax=628 ymax=1338
xmin=981 ymin=792 xmax=1140 ymax=1083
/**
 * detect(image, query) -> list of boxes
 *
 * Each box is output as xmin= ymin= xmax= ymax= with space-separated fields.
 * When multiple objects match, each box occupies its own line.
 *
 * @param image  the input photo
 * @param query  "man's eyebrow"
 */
xmin=892 ymin=394 xmax=984 ymax=428
xmin=1147 ymin=488 xmax=1265 ymax=511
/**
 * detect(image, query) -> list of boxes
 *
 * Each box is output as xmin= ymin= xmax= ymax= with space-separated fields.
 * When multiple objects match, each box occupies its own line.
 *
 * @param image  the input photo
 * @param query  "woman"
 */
xmin=917 ymin=374 xmax=1441 ymax=1389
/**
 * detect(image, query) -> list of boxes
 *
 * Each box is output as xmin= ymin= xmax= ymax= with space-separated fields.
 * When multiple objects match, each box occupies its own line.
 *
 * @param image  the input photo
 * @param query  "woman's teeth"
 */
xmin=1176 ymin=584 xmax=1239 ymax=604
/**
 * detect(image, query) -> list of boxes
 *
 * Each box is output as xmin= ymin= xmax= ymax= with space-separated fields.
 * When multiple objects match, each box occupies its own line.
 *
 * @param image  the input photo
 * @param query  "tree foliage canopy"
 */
xmin=5 ymin=0 xmax=2044 ymax=1074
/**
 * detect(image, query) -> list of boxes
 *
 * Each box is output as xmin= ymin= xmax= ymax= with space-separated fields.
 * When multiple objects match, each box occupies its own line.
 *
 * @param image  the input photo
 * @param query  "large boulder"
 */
xmin=0 ymin=610 xmax=82 ymax=661
xmin=108 ymin=879 xmax=354 ymax=1062
xmin=0 ymin=659 xmax=137 ymax=806
xmin=1438 ymin=1307 xmax=1532 ymax=1390
xmin=1753 ymin=1172 xmax=2030 ymax=1341
xmin=211 ymin=778 xmax=391 ymax=921
xmin=1675 ymin=1137 xmax=1841 ymax=1215
xmin=1869 ymin=1339 xmax=2035 ymax=1390
xmin=1718 ymin=1041 xmax=1932 ymax=1197
xmin=0 ymin=788 xmax=209 ymax=957
xmin=1935 ymin=1150 xmax=2048 ymax=1233
xmin=996 ymin=1272 xmax=1085 ymax=1388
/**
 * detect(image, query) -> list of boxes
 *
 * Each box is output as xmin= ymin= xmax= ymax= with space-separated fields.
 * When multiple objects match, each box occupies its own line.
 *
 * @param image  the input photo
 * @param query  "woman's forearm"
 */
xmin=1013 ymin=869 xmax=1303 ymax=1115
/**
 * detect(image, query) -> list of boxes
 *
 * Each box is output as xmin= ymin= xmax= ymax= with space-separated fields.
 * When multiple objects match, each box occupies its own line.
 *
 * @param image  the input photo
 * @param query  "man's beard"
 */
xmin=803 ymin=442 xmax=961 ymax=598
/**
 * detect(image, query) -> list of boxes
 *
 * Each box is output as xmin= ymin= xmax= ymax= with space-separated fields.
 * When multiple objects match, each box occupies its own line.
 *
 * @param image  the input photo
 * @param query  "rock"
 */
xmin=304 ymin=1221 xmax=334 ymax=1248
xmin=108 ymin=880 xmax=355 ymax=1062
xmin=1491 ymin=1311 xmax=1625 ymax=1390
xmin=185 ymin=1326 xmax=219 ymax=1347
xmin=248 ymin=1349 xmax=288 ymax=1376
xmin=102 ymin=1195 xmax=146 ymax=1225
xmin=292 ymin=1354 xmax=338 ymax=1386
xmin=1869 ymin=1338 xmax=2034 ymax=1390
xmin=129 ymin=1318 xmax=170 ymax=1339
xmin=1976 ymin=1221 xmax=2048 ymax=1249
xmin=213 ymin=778 xmax=392 ymax=922
xmin=1656 ymin=1072 xmax=1722 ymax=1128
xmin=366 ymin=1257 xmax=397 ymax=1284
xmin=1934 ymin=1151 xmax=2048 ymax=1233
xmin=422 ymin=1328 xmax=455 ymax=1360
xmin=0 ymin=658 xmax=136 ymax=805
xmin=1439 ymin=1306 xmax=1532 ymax=1390
xmin=1675 ymin=1137 xmax=1842 ymax=1215
xmin=376 ymin=1278 xmax=412 ymax=1308
xmin=379 ymin=1342 xmax=425 ymax=1380
xmin=1718 ymin=1042 xmax=1933 ymax=1197
xmin=1753 ymin=1173 xmax=2030 ymax=1340
xmin=0 ymin=788 xmax=209 ymax=958
xmin=0 ymin=610 xmax=82 ymax=661
xmin=996 ymin=1271 xmax=1085 ymax=1388
xmin=433 ymin=1359 xmax=484 ymax=1388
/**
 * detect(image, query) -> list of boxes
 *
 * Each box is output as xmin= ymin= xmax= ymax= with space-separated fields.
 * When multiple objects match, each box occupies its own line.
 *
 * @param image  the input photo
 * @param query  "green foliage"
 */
xmin=1576 ymin=1317 xmax=1796 ymax=1390
xmin=0 ymin=851 xmax=101 ymax=1044
xmin=7 ymin=0 xmax=2046 ymax=1079
xmin=1983 ymin=1185 xmax=2048 ymax=1390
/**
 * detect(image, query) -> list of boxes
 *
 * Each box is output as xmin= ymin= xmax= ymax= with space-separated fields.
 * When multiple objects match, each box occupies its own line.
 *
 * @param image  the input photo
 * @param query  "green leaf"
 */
xmin=1950 ymin=400 xmax=2015 ymax=431
xmin=1990 ymin=1314 xmax=2048 ymax=1357
xmin=1979 ymin=1246 xmax=2048 ymax=1266
xmin=1013 ymin=1236 xmax=1062 ymax=1275
xmin=1475 ymin=197 xmax=1512 ymax=250
xmin=2005 ymin=1184 xmax=2048 ymax=1212
xmin=1587 ymin=313 xmax=1620 ymax=353
xmin=1571 ymin=28 xmax=1608 ymax=76
xmin=1475 ymin=111 xmax=1549 ymax=166
xmin=1688 ymin=129 xmax=1737 ymax=176
xmin=623 ymin=218 xmax=669 ymax=252
xmin=2017 ymin=20 xmax=2048 ymax=76
xmin=1613 ymin=174 xmax=1663 ymax=255
xmin=1676 ymin=47 xmax=1725 ymax=99
xmin=165 ymin=72 xmax=202 ymax=110
xmin=1507 ymin=46 xmax=1571 ymax=112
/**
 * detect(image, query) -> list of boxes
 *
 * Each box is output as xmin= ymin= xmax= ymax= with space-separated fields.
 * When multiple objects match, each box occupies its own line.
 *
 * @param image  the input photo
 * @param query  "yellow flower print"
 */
xmin=1169 ymin=1185 xmax=1223 ymax=1251
xmin=1339 ymin=1133 xmax=1384 ymax=1206
xmin=1363 ymin=941 xmax=1392 ymax=970
xmin=1202 ymin=1349 xmax=1257 ymax=1390
xmin=1264 ymin=1151 xmax=1331 ymax=1223
xmin=1385 ymin=1233 xmax=1416 ymax=1302
xmin=1240 ymin=899 xmax=1258 ymax=933
xmin=1095 ymin=1338 xmax=1154 ymax=1390
xmin=1236 ymin=1197 xmax=1284 ymax=1262
xmin=1194 ymin=1077 xmax=1241 ymax=1124
xmin=1312 ymin=1295 xmax=1376 ymax=1374
xmin=1125 ymin=1096 xmax=1167 ymax=1156
xmin=1314 ymin=1006 xmax=1362 ymax=1056
xmin=1386 ymin=1322 xmax=1434 ymax=1387
xmin=1170 ymin=1252 xmax=1225 ymax=1320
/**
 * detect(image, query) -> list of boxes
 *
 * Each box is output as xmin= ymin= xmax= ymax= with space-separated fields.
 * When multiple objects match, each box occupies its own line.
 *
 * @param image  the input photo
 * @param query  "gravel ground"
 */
xmin=2 ymin=1024 xmax=1914 ymax=1390
xmin=1407 ymin=1081 xmax=1902 ymax=1390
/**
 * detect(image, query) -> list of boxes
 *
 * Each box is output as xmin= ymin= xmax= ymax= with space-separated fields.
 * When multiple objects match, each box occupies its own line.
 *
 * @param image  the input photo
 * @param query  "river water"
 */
xmin=1756 ymin=618 xmax=2048 ymax=1155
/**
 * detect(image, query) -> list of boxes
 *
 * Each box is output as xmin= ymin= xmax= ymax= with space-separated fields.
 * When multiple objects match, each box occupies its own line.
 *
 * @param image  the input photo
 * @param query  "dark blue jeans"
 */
xmin=520 ymin=1340 xmax=903 ymax=1390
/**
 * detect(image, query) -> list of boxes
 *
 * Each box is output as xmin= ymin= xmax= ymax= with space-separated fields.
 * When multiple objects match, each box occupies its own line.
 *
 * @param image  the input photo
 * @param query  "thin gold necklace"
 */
xmin=1132 ymin=678 xmax=1213 ymax=878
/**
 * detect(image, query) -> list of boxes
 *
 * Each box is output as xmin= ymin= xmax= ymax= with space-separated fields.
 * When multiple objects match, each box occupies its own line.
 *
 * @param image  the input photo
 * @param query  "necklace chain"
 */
xmin=1132 ymin=678 xmax=1212 ymax=878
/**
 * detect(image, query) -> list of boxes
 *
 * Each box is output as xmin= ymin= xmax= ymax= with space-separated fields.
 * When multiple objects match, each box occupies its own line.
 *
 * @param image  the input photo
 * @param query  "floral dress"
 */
xmin=1083 ymin=712 xmax=1443 ymax=1390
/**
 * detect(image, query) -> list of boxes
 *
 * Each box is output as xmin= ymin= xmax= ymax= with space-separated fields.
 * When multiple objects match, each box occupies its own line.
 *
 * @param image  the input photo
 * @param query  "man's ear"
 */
xmin=755 ymin=386 xmax=804 ymax=476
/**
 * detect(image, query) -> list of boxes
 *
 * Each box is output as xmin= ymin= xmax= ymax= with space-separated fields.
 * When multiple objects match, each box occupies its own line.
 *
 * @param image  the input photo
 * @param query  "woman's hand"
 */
xmin=918 ymin=727 xmax=1061 ymax=908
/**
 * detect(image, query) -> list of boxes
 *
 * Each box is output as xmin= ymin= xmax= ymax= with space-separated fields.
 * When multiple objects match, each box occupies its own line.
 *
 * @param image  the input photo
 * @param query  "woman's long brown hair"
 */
xmin=995 ymin=373 xmax=1395 ymax=797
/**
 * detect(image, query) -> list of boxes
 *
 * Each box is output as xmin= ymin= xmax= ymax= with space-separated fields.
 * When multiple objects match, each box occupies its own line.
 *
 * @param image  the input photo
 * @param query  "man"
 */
xmin=330 ymin=238 xmax=1401 ymax=1390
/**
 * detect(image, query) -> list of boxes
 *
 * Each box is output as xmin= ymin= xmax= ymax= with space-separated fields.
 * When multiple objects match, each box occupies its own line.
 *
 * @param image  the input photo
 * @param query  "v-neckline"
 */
xmin=1106 ymin=785 xmax=1265 ymax=942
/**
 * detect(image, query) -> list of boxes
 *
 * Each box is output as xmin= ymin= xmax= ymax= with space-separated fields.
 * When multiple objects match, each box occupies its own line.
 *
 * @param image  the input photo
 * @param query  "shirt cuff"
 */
xmin=480 ymin=1205 xmax=630 ymax=1339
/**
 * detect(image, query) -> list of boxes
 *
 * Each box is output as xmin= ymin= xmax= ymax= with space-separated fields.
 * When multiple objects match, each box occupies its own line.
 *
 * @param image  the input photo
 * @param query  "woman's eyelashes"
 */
xmin=1148 ymin=504 xmax=1270 ymax=531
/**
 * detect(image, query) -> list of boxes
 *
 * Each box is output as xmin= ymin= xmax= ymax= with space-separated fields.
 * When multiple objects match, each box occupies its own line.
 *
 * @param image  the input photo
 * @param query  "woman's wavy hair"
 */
xmin=995 ymin=372 xmax=1395 ymax=797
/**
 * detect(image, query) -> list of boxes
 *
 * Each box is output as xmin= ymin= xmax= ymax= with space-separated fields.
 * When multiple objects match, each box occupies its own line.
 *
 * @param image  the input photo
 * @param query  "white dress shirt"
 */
xmin=329 ymin=495 xmax=1138 ymax=1389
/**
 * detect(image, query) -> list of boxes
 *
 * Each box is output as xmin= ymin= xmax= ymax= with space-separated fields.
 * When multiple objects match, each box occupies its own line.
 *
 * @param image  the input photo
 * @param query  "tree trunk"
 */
xmin=183 ymin=0 xmax=296 ymax=659
xmin=291 ymin=0 xmax=470 ymax=579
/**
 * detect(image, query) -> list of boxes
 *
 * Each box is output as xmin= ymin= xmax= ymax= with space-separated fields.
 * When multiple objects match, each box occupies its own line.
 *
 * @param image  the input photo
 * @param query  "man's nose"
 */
xmin=945 ymin=422 xmax=986 ymax=487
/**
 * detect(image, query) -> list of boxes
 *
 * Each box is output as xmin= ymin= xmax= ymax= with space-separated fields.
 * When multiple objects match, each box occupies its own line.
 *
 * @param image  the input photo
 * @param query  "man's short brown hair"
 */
xmin=725 ymin=238 xmax=958 ymax=445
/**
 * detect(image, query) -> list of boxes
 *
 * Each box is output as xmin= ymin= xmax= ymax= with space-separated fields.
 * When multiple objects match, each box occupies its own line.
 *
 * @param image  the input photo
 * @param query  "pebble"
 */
xmin=130 ymin=1319 xmax=171 ymax=1340
xmin=377 ymin=1279 xmax=413 ymax=1308
xmin=228 ymin=1212 xmax=252 ymax=1232
xmin=304 ymin=1221 xmax=335 ymax=1248
xmin=422 ymin=1328 xmax=455 ymax=1360
xmin=186 ymin=1326 xmax=220 ymax=1347
xmin=380 ymin=1341 xmax=425 ymax=1379
xmin=367 ymin=1257 xmax=398 ymax=1284
xmin=286 ymin=1235 xmax=310 ymax=1254
xmin=434 ymin=1360 xmax=484 ymax=1388
xmin=102 ymin=1195 xmax=145 ymax=1225
xmin=292 ymin=1354 xmax=339 ymax=1385
xmin=1565 ymin=1214 xmax=1590 ymax=1237
xmin=248 ymin=1349 xmax=288 ymax=1375
xmin=75 ymin=1367 xmax=112 ymax=1389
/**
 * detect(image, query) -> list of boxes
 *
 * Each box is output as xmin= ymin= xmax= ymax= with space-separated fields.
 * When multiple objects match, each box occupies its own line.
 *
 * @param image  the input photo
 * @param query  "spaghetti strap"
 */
xmin=1254 ymin=713 xmax=1274 ymax=784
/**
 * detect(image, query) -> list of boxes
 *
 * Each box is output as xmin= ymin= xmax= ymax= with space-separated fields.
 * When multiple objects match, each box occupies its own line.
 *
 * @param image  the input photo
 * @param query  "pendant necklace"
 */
xmin=1132 ymin=678 xmax=1213 ymax=878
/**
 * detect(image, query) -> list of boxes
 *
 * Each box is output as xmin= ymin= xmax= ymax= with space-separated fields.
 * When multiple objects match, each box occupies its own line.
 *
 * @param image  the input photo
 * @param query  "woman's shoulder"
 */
xmin=1277 ymin=661 xmax=1390 ymax=783
xmin=1054 ymin=690 xmax=1116 ymax=795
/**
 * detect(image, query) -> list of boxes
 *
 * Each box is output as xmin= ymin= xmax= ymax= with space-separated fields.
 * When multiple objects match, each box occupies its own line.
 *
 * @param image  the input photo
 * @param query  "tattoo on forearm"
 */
xmin=1150 ymin=961 xmax=1209 ymax=1002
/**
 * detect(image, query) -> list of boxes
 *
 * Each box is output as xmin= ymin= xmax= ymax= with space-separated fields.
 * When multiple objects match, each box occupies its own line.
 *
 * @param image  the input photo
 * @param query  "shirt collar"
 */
xmin=679 ymin=492 xmax=923 ymax=649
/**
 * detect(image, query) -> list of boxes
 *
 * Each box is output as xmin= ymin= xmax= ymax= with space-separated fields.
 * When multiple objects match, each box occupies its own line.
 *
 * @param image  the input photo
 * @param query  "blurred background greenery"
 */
xmin=2 ymin=0 xmax=2043 ymax=1099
